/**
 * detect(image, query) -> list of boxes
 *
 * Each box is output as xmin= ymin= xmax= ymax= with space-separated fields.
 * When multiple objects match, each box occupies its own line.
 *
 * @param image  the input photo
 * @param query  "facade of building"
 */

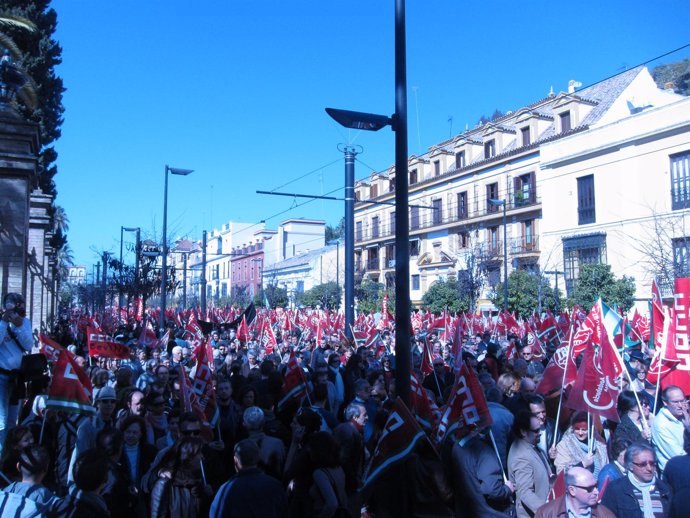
xmin=262 ymin=243 xmax=342 ymax=307
xmin=67 ymin=266 xmax=87 ymax=285
xmin=353 ymin=66 xmax=688 ymax=309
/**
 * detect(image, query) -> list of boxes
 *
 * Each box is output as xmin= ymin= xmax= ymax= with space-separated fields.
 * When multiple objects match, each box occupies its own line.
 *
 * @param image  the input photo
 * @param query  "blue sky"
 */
xmin=51 ymin=0 xmax=690 ymax=272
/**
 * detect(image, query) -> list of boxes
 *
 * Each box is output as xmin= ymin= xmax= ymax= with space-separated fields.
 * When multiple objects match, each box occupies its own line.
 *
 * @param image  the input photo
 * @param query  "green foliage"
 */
xmin=422 ymin=277 xmax=464 ymax=313
xmin=325 ymin=217 xmax=345 ymax=242
xmin=255 ymin=284 xmax=289 ymax=309
xmin=230 ymin=285 xmax=251 ymax=308
xmin=652 ymin=59 xmax=690 ymax=97
xmin=567 ymin=263 xmax=636 ymax=312
xmin=355 ymin=279 xmax=395 ymax=314
xmin=297 ymin=282 xmax=341 ymax=310
xmin=490 ymin=269 xmax=560 ymax=317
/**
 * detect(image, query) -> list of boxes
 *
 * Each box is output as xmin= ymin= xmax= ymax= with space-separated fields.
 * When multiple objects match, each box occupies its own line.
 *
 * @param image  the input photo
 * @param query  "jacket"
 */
xmin=209 ymin=467 xmax=287 ymax=518
xmin=0 ymin=317 xmax=33 ymax=371
xmin=508 ymin=438 xmax=552 ymax=518
xmin=554 ymin=430 xmax=609 ymax=477
xmin=614 ymin=414 xmax=648 ymax=445
xmin=652 ymin=407 xmax=685 ymax=470
xmin=47 ymin=486 xmax=111 ymax=518
xmin=600 ymin=475 xmax=672 ymax=518
xmin=150 ymin=471 xmax=202 ymax=518
xmin=535 ymin=495 xmax=616 ymax=518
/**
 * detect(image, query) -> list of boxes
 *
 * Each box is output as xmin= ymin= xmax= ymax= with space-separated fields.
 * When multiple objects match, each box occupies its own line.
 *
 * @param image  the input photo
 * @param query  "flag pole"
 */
xmin=653 ymin=307 xmax=671 ymax=415
xmin=552 ymin=321 xmax=574 ymax=449
xmin=39 ymin=412 xmax=47 ymax=445
xmin=587 ymin=412 xmax=593 ymax=454
xmin=488 ymin=429 xmax=508 ymax=483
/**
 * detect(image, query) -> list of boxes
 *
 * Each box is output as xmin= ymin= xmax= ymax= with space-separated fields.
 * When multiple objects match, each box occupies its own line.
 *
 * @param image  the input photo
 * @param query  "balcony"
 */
xmin=512 ymin=236 xmax=540 ymax=254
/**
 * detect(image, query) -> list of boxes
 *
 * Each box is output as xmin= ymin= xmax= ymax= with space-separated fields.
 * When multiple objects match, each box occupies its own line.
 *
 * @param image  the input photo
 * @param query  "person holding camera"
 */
xmin=0 ymin=293 xmax=33 ymax=455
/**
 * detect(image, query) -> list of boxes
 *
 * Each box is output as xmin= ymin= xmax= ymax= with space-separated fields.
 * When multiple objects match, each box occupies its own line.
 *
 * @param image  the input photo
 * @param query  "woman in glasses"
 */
xmin=554 ymin=411 xmax=609 ymax=478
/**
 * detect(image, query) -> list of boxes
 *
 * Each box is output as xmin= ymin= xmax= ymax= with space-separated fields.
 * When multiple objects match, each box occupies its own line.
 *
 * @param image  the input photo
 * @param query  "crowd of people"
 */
xmin=1 ymin=292 xmax=689 ymax=517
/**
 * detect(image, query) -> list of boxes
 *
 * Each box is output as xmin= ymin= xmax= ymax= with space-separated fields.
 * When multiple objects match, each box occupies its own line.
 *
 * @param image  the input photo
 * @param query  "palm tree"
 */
xmin=0 ymin=14 xmax=36 ymax=107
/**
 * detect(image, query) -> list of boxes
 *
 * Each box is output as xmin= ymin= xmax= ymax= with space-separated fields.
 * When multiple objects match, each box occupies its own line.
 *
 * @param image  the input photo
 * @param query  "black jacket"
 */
xmin=210 ymin=467 xmax=287 ymax=518
xmin=601 ymin=475 xmax=672 ymax=518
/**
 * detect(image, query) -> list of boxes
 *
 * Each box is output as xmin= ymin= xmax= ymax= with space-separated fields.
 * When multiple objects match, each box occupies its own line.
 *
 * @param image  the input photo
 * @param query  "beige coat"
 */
xmin=508 ymin=438 xmax=553 ymax=518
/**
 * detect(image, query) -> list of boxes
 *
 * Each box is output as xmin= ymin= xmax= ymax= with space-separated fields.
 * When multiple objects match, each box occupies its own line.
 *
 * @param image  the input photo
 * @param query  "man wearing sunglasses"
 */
xmin=601 ymin=441 xmax=672 ymax=518
xmin=535 ymin=467 xmax=615 ymax=517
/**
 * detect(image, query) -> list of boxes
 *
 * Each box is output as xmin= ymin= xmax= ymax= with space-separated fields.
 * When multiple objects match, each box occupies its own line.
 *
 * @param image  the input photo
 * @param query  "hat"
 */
xmin=94 ymin=386 xmax=116 ymax=402
xmin=629 ymin=350 xmax=644 ymax=362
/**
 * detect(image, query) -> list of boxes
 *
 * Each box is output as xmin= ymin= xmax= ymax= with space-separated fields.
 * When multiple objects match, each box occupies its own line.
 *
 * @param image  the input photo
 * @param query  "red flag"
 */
xmin=566 ymin=317 xmax=622 ymax=423
xmin=39 ymin=335 xmax=95 ymax=415
xmin=410 ymin=372 xmax=441 ymax=432
xmin=277 ymin=353 xmax=308 ymax=411
xmin=258 ymin=318 xmax=277 ymax=354
xmin=191 ymin=338 xmax=218 ymax=427
xmin=362 ymin=398 xmax=428 ymax=489
xmin=434 ymin=363 xmax=493 ymax=444
xmin=651 ymin=279 xmax=666 ymax=347
xmin=548 ymin=470 xmax=566 ymax=502
xmin=647 ymin=278 xmax=690 ymax=392
xmin=420 ymin=337 xmax=434 ymax=376
xmin=138 ymin=319 xmax=159 ymax=347
xmin=86 ymin=326 xmax=131 ymax=359
xmin=237 ymin=315 xmax=250 ymax=343
xmin=536 ymin=325 xmax=577 ymax=397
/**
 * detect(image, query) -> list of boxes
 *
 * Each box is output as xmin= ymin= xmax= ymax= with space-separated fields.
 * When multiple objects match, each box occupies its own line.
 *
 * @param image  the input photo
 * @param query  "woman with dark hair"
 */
xmin=150 ymin=436 xmax=210 ymax=518
xmin=554 ymin=411 xmax=609 ymax=477
xmin=308 ymin=431 xmax=347 ymax=518
xmin=237 ymin=385 xmax=258 ymax=412
xmin=119 ymin=415 xmax=158 ymax=489
xmin=143 ymin=392 xmax=169 ymax=445
xmin=614 ymin=390 xmax=651 ymax=444
xmin=0 ymin=425 xmax=33 ymax=486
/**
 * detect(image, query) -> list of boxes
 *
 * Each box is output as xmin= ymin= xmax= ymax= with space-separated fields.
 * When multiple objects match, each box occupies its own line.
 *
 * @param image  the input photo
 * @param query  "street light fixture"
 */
xmin=488 ymin=198 xmax=508 ymax=311
xmin=325 ymin=0 xmax=410 ymax=406
xmin=161 ymin=165 xmax=194 ymax=333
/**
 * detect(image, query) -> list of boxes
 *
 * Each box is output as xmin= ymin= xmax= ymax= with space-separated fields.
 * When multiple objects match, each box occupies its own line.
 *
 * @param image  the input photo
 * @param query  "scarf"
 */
xmin=628 ymin=472 xmax=656 ymax=518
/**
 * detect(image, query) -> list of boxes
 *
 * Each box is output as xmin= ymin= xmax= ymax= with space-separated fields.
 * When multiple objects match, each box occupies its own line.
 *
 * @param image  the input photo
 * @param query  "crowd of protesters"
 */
xmin=1 ymin=295 xmax=690 ymax=517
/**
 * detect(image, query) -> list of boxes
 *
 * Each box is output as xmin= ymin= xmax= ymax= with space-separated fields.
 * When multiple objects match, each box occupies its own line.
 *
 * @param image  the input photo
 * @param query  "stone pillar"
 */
xmin=26 ymin=190 xmax=52 ymax=325
xmin=0 ymin=103 xmax=41 ymax=306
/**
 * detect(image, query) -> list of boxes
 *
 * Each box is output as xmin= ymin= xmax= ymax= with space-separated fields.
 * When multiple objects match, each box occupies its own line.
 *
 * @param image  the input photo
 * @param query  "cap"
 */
xmin=94 ymin=386 xmax=116 ymax=402
xmin=629 ymin=350 xmax=644 ymax=362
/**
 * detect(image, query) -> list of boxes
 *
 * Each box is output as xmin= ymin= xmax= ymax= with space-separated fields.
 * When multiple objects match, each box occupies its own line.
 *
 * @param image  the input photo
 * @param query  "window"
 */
xmin=458 ymin=231 xmax=469 ymax=249
xmin=457 ymin=191 xmax=468 ymax=219
xmin=370 ymin=184 xmax=378 ymax=198
xmin=372 ymin=216 xmax=380 ymax=238
xmin=389 ymin=179 xmax=395 ymax=192
xmin=486 ymin=183 xmax=499 ymax=212
xmin=673 ymin=237 xmax=690 ymax=277
xmin=455 ymin=151 xmax=466 ymax=169
xmin=410 ymin=206 xmax=420 ymax=229
xmin=390 ymin=211 xmax=396 ymax=233
xmin=410 ymin=240 xmax=420 ymax=257
xmin=385 ymin=244 xmax=395 ymax=268
xmin=523 ymin=220 xmax=534 ymax=251
xmin=514 ymin=172 xmax=535 ymax=205
xmin=410 ymin=169 xmax=418 ymax=185
xmin=577 ymin=175 xmax=596 ymax=225
xmin=432 ymin=199 xmax=442 ymax=225
xmin=562 ymin=233 xmax=607 ymax=294
xmin=521 ymin=126 xmax=531 ymax=146
xmin=355 ymin=220 xmax=363 ymax=241
xmin=488 ymin=226 xmax=499 ymax=254
xmin=296 ymin=280 xmax=304 ymax=293
xmin=434 ymin=160 xmax=441 ymax=176
xmin=671 ymin=151 xmax=690 ymax=210
xmin=560 ymin=111 xmax=571 ymax=132
xmin=411 ymin=274 xmax=420 ymax=290
xmin=484 ymin=139 xmax=496 ymax=159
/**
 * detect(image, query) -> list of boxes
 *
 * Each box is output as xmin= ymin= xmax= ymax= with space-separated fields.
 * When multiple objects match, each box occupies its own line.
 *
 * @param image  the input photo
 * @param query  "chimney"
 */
xmin=568 ymin=80 xmax=582 ymax=94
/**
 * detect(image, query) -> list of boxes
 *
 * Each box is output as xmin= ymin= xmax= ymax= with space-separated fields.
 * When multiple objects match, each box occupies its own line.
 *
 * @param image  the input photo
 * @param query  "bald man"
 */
xmin=535 ymin=466 xmax=615 ymax=518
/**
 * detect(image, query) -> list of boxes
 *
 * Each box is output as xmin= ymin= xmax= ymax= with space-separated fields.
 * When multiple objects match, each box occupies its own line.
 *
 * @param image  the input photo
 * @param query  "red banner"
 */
xmin=86 ymin=326 xmax=131 ymax=359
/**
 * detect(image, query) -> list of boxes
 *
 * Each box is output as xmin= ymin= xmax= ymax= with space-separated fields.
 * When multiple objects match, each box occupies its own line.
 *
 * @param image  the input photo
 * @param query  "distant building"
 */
xmin=67 ymin=266 xmax=87 ymax=285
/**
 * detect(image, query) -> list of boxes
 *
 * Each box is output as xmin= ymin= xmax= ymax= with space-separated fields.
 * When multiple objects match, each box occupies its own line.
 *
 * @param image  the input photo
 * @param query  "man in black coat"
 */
xmin=209 ymin=439 xmax=287 ymax=518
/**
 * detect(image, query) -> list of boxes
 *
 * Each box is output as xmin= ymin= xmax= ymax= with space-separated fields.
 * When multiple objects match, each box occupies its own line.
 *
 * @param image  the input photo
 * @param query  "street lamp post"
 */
xmin=325 ymin=0 xmax=410 ymax=405
xmin=544 ymin=270 xmax=565 ymax=313
xmin=488 ymin=198 xmax=508 ymax=311
xmin=161 ymin=165 xmax=193 ymax=333
xmin=120 ymin=226 xmax=140 ymax=307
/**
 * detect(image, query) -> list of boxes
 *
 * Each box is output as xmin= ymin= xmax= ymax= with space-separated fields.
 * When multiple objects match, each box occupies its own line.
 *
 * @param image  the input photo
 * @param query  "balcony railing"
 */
xmin=354 ymin=188 xmax=540 ymax=243
xmin=511 ymin=236 xmax=539 ymax=254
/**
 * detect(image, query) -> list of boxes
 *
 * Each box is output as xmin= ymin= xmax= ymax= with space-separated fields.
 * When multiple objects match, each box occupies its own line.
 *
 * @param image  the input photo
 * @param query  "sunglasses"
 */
xmin=181 ymin=429 xmax=201 ymax=436
xmin=571 ymin=484 xmax=597 ymax=493
xmin=632 ymin=460 xmax=656 ymax=468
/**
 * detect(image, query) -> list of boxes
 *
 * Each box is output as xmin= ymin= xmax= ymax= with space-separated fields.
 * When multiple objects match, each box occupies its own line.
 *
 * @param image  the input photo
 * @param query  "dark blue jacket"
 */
xmin=601 ymin=475 xmax=672 ymax=518
xmin=209 ymin=467 xmax=287 ymax=518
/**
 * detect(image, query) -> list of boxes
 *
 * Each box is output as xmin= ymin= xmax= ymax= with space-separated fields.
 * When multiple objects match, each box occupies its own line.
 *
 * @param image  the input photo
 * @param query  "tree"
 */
xmin=230 ymin=285 xmax=251 ymax=308
xmin=255 ymin=284 xmax=289 ymax=309
xmin=298 ymin=282 xmax=341 ymax=309
xmin=490 ymin=269 xmax=560 ymax=317
xmin=355 ymin=279 xmax=392 ymax=314
xmin=0 ymin=1 xmax=65 ymax=197
xmin=567 ymin=263 xmax=636 ymax=312
xmin=422 ymin=277 xmax=466 ymax=313
xmin=325 ymin=217 xmax=344 ymax=242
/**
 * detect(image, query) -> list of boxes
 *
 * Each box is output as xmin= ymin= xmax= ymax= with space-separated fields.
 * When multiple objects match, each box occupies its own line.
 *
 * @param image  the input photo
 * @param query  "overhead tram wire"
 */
xmin=267 ymin=158 xmax=342 ymax=193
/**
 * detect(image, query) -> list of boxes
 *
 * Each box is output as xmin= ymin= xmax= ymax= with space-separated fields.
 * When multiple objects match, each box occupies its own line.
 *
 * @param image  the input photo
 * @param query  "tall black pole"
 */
xmin=344 ymin=147 xmax=356 ymax=341
xmin=502 ymin=202 xmax=508 ymax=311
xmin=394 ymin=0 xmax=411 ymax=407
xmin=160 ymin=166 xmax=170 ymax=332
xmin=134 ymin=228 xmax=141 ymax=296
xmin=101 ymin=252 xmax=109 ymax=311
xmin=182 ymin=253 xmax=188 ymax=309
xmin=201 ymin=230 xmax=207 ymax=313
